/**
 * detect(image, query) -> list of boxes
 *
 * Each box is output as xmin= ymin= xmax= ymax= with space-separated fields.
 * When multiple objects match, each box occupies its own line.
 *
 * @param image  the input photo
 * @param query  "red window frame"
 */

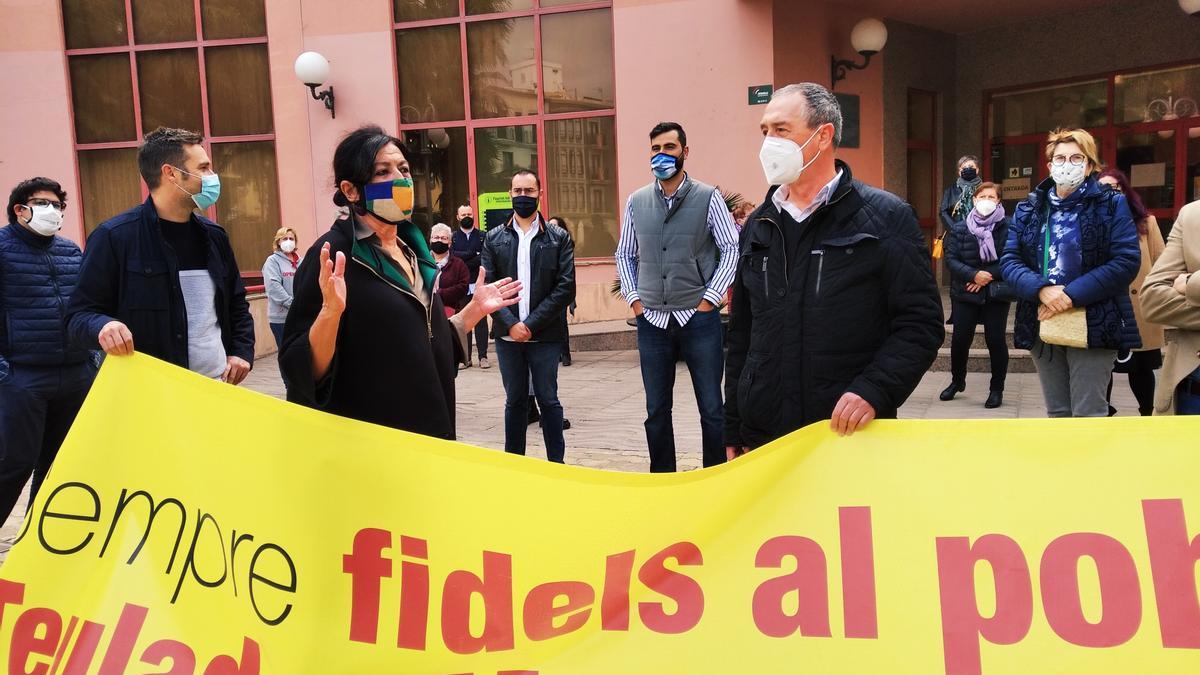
xmin=392 ymin=0 xmax=618 ymax=261
xmin=982 ymin=58 xmax=1200 ymax=224
xmin=60 ymin=0 xmax=281 ymax=283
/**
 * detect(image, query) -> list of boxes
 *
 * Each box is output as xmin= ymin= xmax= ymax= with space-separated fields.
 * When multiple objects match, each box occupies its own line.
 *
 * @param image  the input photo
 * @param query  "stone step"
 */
xmin=942 ymin=328 xmax=1018 ymax=350
xmin=931 ymin=347 xmax=1036 ymax=373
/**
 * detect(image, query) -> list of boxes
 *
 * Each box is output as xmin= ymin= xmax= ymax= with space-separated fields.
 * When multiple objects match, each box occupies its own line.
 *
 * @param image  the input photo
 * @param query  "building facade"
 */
xmin=2 ymin=0 xmax=1199 ymax=344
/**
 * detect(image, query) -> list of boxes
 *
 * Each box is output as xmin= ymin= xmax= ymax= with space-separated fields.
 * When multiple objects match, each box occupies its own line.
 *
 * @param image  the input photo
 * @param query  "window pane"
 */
xmin=474 ymin=124 xmax=537 ymax=228
xmin=1189 ymin=127 xmax=1200 ymax=204
xmin=541 ymin=9 xmax=615 ymax=114
xmin=62 ymin=0 xmax=128 ymax=49
xmin=989 ymin=80 xmax=1107 ymax=139
xmin=396 ymin=0 xmax=459 ymax=21
xmin=546 ymin=117 xmax=617 ymax=258
xmin=78 ymin=148 xmax=142 ymax=236
xmin=211 ymin=142 xmax=281 ymax=272
xmin=1115 ymin=65 xmax=1200 ymax=125
xmin=131 ymin=0 xmax=195 ymax=44
xmin=69 ymin=54 xmax=137 ymax=144
xmin=540 ymin=0 xmax=587 ymax=5
xmin=205 ymin=45 xmax=274 ymax=136
xmin=203 ymin=0 xmax=267 ymax=39
xmin=137 ymin=50 xmax=203 ymax=135
xmin=467 ymin=17 xmax=536 ymax=119
xmin=1117 ymin=132 xmax=1177 ymax=210
xmin=989 ymin=142 xmax=1040 ymax=214
xmin=466 ymin=0 xmax=532 ymax=14
xmin=403 ymin=128 xmax=469 ymax=233
xmin=397 ymin=26 xmax=466 ymax=123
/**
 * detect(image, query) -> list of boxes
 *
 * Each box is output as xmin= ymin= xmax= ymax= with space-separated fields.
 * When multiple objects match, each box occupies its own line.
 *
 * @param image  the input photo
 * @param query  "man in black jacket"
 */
xmin=482 ymin=170 xmax=576 ymax=462
xmin=67 ymin=127 xmax=255 ymax=383
xmin=725 ymin=83 xmax=942 ymax=455
xmin=451 ymin=203 xmax=489 ymax=368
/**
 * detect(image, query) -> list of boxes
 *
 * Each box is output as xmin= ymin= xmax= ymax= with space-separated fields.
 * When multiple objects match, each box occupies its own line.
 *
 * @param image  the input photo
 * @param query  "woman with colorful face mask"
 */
xmin=940 ymin=155 xmax=982 ymax=232
xmin=1000 ymin=128 xmax=1141 ymax=418
xmin=278 ymin=126 xmax=521 ymax=437
xmin=1097 ymin=168 xmax=1165 ymax=416
xmin=263 ymin=227 xmax=302 ymax=350
xmin=940 ymin=182 xmax=1014 ymax=408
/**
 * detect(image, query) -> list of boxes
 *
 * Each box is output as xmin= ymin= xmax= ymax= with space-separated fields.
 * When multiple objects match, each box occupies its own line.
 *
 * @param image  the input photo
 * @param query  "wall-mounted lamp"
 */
xmin=830 ymin=18 xmax=888 ymax=90
xmin=294 ymin=51 xmax=336 ymax=119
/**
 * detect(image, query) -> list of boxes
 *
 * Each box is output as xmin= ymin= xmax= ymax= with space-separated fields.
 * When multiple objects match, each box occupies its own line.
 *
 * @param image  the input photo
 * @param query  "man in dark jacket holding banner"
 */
xmin=725 ymin=83 xmax=943 ymax=455
xmin=0 ymin=177 xmax=98 ymax=524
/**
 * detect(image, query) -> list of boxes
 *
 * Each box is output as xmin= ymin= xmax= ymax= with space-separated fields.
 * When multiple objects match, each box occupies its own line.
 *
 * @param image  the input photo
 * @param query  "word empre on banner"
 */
xmin=0 ymin=354 xmax=1198 ymax=674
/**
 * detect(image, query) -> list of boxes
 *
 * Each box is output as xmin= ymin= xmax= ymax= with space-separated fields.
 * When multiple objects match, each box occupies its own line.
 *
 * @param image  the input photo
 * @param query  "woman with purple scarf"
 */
xmin=941 ymin=182 xmax=1014 ymax=408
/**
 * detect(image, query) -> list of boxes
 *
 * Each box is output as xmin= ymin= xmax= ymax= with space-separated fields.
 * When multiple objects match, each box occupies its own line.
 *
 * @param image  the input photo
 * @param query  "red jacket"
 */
xmin=435 ymin=254 xmax=470 ymax=312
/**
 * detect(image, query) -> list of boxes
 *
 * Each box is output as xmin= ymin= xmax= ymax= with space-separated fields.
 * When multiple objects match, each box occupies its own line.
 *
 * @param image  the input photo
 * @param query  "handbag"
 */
xmin=932 ymin=232 xmax=945 ymax=260
xmin=1037 ymin=210 xmax=1088 ymax=348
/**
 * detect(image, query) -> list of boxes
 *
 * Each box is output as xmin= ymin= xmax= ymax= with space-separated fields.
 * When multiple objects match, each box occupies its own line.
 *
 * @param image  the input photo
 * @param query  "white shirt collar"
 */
xmin=772 ymin=169 xmax=843 ymax=223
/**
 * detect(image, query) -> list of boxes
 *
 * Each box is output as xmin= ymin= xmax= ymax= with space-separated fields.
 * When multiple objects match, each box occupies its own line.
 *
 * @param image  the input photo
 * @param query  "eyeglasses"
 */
xmin=1051 ymin=154 xmax=1087 ymax=167
xmin=26 ymin=198 xmax=67 ymax=212
xmin=510 ymin=187 xmax=538 ymax=197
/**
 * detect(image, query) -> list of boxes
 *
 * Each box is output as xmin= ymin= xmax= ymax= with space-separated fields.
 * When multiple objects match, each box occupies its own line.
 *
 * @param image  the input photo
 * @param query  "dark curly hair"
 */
xmin=7 ymin=177 xmax=66 ymax=225
xmin=331 ymin=125 xmax=407 ymax=208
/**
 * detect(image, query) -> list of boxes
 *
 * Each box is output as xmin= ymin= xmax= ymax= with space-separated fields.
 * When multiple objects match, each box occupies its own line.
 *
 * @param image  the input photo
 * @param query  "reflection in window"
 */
xmin=989 ymin=80 xmax=1106 ymax=138
xmin=69 ymin=54 xmax=137 ymax=144
xmin=211 ymin=142 xmax=282 ymax=271
xmin=137 ymin=50 xmax=203 ymax=135
xmin=1117 ymin=132 xmax=1177 ymax=211
xmin=542 ymin=10 xmax=615 ymax=114
xmin=547 ymin=117 xmax=617 ymax=258
xmin=475 ymin=125 xmax=537 ymax=227
xmin=397 ymin=25 xmax=466 ymax=124
xmin=402 ymin=128 xmax=469 ymax=233
xmin=205 ymin=45 xmax=275 ymax=136
xmin=1115 ymin=65 xmax=1200 ymax=125
xmin=62 ymin=0 xmax=128 ymax=49
xmin=395 ymin=0 xmax=459 ymax=22
xmin=77 ymin=148 xmax=142 ymax=235
xmin=467 ymin=18 xmax=536 ymax=119
xmin=203 ymin=0 xmax=267 ymax=39
xmin=466 ymin=0 xmax=533 ymax=14
xmin=131 ymin=0 xmax=196 ymax=44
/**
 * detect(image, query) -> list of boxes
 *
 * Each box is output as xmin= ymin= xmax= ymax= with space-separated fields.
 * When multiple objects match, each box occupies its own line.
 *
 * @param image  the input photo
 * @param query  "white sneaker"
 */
xmin=480 ymin=358 xmax=491 ymax=369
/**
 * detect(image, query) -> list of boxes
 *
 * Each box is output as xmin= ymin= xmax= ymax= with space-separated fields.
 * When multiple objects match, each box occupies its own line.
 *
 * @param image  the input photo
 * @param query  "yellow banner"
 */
xmin=1 ymin=354 xmax=1199 ymax=674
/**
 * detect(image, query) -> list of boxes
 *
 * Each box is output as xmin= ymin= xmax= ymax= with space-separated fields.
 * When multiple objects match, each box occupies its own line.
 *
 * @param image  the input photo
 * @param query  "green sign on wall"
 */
xmin=478 ymin=192 xmax=513 ymax=231
xmin=748 ymin=84 xmax=773 ymax=105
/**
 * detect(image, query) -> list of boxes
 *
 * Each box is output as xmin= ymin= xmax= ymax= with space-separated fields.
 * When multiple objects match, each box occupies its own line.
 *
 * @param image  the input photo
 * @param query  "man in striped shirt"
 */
xmin=615 ymin=121 xmax=740 ymax=472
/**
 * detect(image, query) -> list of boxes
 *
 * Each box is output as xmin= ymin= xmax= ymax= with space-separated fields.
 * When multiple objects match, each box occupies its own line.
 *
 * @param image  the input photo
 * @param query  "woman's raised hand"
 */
xmin=319 ymin=242 xmax=347 ymax=315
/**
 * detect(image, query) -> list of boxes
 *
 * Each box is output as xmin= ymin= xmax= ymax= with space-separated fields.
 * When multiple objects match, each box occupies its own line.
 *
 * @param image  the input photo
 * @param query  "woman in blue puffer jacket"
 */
xmin=1001 ymin=128 xmax=1140 ymax=418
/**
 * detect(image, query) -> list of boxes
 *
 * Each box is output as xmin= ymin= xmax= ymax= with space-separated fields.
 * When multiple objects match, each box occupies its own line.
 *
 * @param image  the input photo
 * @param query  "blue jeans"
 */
xmin=270 ymin=322 xmax=285 ymax=350
xmin=1178 ymin=366 xmax=1200 ymax=415
xmin=495 ymin=340 xmax=565 ymax=462
xmin=636 ymin=310 xmax=726 ymax=472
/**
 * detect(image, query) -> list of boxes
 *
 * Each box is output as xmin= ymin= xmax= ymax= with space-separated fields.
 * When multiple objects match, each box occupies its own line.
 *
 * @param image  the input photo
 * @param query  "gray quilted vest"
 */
xmin=630 ymin=178 xmax=718 ymax=312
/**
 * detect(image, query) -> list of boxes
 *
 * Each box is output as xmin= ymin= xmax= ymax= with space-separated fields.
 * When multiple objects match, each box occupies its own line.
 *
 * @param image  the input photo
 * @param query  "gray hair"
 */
xmin=430 ymin=222 xmax=451 ymax=238
xmin=772 ymin=83 xmax=843 ymax=147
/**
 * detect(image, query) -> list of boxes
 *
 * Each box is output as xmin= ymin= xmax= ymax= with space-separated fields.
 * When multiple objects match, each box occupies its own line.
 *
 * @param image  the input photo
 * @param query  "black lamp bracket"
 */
xmin=830 ymin=51 xmax=876 ymax=90
xmin=306 ymin=83 xmax=336 ymax=119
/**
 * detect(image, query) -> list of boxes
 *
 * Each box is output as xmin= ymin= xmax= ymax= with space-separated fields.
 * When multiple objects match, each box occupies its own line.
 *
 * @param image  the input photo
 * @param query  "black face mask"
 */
xmin=512 ymin=196 xmax=539 ymax=219
xmin=430 ymin=241 xmax=450 ymax=254
xmin=960 ymin=167 xmax=978 ymax=182
xmin=459 ymin=216 xmax=474 ymax=229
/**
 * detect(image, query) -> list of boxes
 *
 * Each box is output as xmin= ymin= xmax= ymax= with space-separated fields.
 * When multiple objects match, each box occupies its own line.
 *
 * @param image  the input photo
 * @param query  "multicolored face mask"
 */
xmin=362 ymin=177 xmax=414 ymax=224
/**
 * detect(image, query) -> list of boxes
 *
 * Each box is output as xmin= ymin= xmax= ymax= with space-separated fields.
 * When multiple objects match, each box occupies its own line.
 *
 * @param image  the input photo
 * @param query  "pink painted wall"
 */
xmin=0 ymin=0 xmax=81 ymax=243
xmin=772 ymin=0 xmax=885 ymax=188
xmin=613 ymin=0 xmax=775 ymax=208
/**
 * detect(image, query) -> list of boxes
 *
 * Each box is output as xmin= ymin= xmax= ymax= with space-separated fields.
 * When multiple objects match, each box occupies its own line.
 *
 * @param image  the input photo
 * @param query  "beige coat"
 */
xmin=1130 ymin=216 xmax=1166 ymax=351
xmin=1141 ymin=202 xmax=1200 ymax=414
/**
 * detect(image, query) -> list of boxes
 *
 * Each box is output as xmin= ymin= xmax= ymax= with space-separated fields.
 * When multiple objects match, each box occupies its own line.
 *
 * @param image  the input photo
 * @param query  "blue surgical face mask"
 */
xmin=650 ymin=152 xmax=682 ymax=181
xmin=174 ymin=167 xmax=221 ymax=210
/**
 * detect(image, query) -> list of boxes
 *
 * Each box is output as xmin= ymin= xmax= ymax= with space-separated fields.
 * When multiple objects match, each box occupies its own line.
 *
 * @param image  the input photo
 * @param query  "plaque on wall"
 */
xmin=834 ymin=93 xmax=860 ymax=149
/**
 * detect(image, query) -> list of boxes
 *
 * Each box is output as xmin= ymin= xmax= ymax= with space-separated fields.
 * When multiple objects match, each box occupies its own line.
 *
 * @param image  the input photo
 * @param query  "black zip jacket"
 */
xmin=724 ymin=161 xmax=944 ymax=448
xmin=481 ymin=214 xmax=576 ymax=342
xmin=944 ymin=218 xmax=1011 ymax=306
xmin=66 ymin=197 xmax=254 ymax=368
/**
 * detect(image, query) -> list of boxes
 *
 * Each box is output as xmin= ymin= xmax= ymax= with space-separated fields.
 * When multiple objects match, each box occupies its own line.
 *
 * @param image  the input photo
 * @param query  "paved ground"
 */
xmin=0 ymin=348 xmax=1144 ymax=562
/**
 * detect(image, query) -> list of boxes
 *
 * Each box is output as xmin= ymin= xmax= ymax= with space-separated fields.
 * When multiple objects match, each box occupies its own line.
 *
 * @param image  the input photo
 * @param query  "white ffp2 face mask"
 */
xmin=759 ymin=127 xmax=822 ymax=186
xmin=22 ymin=203 xmax=64 ymax=236
xmin=279 ymin=239 xmax=296 ymax=254
xmin=974 ymin=199 xmax=998 ymax=217
xmin=1050 ymin=162 xmax=1086 ymax=192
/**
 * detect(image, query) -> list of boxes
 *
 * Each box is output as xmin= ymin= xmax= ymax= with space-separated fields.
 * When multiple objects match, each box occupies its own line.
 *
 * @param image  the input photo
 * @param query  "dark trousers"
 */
xmin=270 ymin=322 xmax=285 ymax=350
xmin=464 ymin=296 xmax=489 ymax=360
xmin=636 ymin=311 xmax=726 ymax=473
xmin=0 ymin=360 xmax=96 ymax=526
xmin=496 ymin=340 xmax=565 ymax=462
xmin=950 ymin=299 xmax=1010 ymax=392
